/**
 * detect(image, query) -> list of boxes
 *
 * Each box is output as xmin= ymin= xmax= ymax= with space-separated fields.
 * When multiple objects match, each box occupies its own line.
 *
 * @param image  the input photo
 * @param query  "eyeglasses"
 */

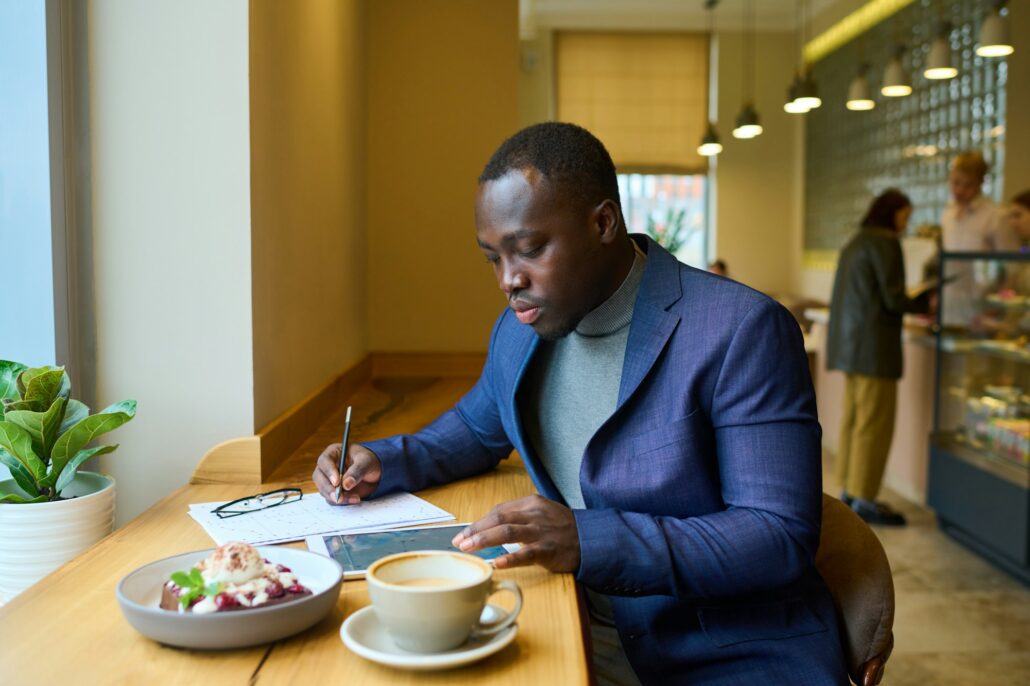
xmin=212 ymin=488 xmax=302 ymax=519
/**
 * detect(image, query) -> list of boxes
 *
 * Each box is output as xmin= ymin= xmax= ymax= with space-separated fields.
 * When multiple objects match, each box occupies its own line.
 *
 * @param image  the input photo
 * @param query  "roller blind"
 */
xmin=556 ymin=31 xmax=709 ymax=173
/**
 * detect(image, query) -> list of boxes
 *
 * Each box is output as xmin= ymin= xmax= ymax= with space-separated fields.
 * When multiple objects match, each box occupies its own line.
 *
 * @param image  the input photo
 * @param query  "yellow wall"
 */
xmin=714 ymin=30 xmax=801 ymax=297
xmin=250 ymin=0 xmax=368 ymax=429
xmin=1004 ymin=1 xmax=1030 ymax=197
xmin=90 ymin=0 xmax=254 ymax=525
xmin=367 ymin=0 xmax=519 ymax=352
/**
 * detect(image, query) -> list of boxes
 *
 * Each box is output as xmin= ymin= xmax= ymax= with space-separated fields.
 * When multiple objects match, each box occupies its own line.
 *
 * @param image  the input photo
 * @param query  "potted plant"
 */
xmin=0 ymin=360 xmax=136 ymax=601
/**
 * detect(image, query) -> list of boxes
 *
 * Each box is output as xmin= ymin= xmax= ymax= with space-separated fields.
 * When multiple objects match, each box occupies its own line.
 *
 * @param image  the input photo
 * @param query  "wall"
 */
xmin=714 ymin=30 xmax=801 ymax=297
xmin=518 ymin=26 xmax=801 ymax=297
xmin=1004 ymin=0 xmax=1030 ymax=196
xmin=89 ymin=0 xmax=254 ymax=525
xmin=367 ymin=0 xmax=520 ymax=352
xmin=249 ymin=0 xmax=368 ymax=430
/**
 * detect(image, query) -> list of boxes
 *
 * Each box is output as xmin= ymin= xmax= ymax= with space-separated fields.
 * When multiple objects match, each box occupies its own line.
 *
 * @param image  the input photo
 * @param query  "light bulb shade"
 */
xmin=732 ymin=104 xmax=763 ymax=139
xmin=784 ymin=99 xmax=810 ymax=113
xmin=698 ymin=124 xmax=722 ymax=156
xmin=784 ymin=75 xmax=809 ymax=113
xmin=795 ymin=75 xmax=822 ymax=110
xmin=846 ymin=68 xmax=875 ymax=110
xmin=925 ymin=25 xmax=957 ymax=79
xmin=881 ymin=52 xmax=912 ymax=96
xmin=977 ymin=9 xmax=1013 ymax=57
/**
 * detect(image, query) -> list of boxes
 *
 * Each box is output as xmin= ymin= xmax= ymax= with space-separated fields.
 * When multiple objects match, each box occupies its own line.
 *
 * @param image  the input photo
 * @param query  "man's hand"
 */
xmin=451 ymin=495 xmax=580 ymax=573
xmin=312 ymin=443 xmax=382 ymax=505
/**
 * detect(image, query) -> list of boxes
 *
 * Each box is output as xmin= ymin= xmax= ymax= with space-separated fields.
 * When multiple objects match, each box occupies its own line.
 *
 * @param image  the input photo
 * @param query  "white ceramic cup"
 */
xmin=366 ymin=550 xmax=522 ymax=653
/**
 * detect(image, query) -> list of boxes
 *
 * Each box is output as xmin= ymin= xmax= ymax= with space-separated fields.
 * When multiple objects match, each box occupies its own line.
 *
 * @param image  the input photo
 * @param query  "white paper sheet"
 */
xmin=187 ymin=492 xmax=454 ymax=546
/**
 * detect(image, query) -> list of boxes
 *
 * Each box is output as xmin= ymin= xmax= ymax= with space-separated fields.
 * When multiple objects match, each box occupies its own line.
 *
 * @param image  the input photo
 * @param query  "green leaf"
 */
xmin=53 ymin=444 xmax=116 ymax=493
xmin=4 ymin=397 xmax=67 ymax=463
xmin=0 ymin=422 xmax=46 ymax=483
xmin=0 ymin=492 xmax=48 ymax=504
xmin=0 ymin=361 xmax=28 ymax=406
xmin=50 ymin=399 xmax=136 ymax=482
xmin=170 ymin=571 xmax=194 ymax=588
xmin=59 ymin=399 xmax=90 ymax=436
xmin=170 ymin=568 xmax=219 ymax=608
xmin=0 ymin=448 xmax=40 ymax=496
xmin=56 ymin=370 xmax=72 ymax=400
xmin=19 ymin=369 xmax=66 ymax=412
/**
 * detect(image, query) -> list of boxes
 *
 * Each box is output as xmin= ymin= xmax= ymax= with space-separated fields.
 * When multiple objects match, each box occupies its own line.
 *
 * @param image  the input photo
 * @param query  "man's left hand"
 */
xmin=451 ymin=495 xmax=580 ymax=573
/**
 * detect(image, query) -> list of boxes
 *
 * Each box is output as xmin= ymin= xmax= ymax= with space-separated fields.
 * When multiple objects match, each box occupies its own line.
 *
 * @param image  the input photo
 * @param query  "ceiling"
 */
xmin=523 ymin=0 xmax=840 ymax=32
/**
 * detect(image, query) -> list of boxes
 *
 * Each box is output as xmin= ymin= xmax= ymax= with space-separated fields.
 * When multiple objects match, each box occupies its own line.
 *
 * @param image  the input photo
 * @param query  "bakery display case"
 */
xmin=929 ymin=251 xmax=1030 ymax=584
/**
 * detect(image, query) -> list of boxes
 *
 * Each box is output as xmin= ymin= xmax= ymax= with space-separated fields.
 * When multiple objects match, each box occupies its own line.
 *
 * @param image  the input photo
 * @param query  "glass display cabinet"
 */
xmin=930 ymin=251 xmax=1030 ymax=584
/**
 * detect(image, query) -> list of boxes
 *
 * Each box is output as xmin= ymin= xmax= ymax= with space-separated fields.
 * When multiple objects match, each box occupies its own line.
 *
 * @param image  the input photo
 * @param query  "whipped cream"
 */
xmin=169 ymin=542 xmax=305 ymax=614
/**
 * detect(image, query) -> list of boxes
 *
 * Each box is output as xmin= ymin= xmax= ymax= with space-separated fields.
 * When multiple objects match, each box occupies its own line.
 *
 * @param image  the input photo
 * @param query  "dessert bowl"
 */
xmin=117 ymin=546 xmax=343 ymax=649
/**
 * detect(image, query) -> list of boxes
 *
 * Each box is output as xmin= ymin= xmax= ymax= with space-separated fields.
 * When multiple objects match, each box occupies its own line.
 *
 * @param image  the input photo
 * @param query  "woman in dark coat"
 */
xmin=827 ymin=189 xmax=929 ymax=526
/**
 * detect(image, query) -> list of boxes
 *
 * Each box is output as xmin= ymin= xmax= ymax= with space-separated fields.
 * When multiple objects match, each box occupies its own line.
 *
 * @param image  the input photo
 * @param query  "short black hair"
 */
xmin=478 ymin=122 xmax=621 ymax=210
xmin=861 ymin=188 xmax=911 ymax=230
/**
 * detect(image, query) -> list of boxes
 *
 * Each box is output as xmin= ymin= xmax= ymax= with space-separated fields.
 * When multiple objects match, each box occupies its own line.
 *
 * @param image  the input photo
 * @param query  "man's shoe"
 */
xmin=840 ymin=491 xmax=854 ymax=507
xmin=851 ymin=498 xmax=907 ymax=526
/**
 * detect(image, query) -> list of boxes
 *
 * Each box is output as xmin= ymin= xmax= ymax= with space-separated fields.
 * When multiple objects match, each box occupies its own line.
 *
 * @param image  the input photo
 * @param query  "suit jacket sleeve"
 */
xmin=361 ymin=315 xmax=514 ymax=495
xmin=574 ymin=299 xmax=824 ymax=599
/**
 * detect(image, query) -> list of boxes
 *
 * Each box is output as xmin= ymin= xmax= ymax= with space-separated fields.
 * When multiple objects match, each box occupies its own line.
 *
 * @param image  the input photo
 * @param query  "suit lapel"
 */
xmin=505 ymin=327 xmax=564 ymax=501
xmin=617 ymin=237 xmax=683 ymax=408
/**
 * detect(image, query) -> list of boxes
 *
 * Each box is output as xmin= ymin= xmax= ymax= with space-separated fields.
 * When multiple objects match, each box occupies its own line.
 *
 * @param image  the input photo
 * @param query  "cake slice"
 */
xmin=160 ymin=542 xmax=312 ymax=614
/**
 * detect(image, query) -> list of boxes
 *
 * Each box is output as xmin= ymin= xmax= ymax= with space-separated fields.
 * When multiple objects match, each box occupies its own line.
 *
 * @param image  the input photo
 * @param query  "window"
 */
xmin=619 ymin=173 xmax=708 ymax=269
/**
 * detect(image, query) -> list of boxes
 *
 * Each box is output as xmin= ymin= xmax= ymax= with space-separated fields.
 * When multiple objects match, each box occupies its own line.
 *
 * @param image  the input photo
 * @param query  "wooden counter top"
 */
xmin=0 ymin=376 xmax=589 ymax=685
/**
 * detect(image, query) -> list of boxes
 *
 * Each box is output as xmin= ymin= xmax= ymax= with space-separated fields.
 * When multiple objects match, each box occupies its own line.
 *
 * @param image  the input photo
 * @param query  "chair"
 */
xmin=814 ymin=494 xmax=896 ymax=686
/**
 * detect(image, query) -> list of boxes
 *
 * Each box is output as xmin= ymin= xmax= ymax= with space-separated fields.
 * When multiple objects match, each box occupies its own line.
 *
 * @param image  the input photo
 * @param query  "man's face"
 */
xmin=949 ymin=170 xmax=982 ymax=205
xmin=475 ymin=169 xmax=613 ymax=340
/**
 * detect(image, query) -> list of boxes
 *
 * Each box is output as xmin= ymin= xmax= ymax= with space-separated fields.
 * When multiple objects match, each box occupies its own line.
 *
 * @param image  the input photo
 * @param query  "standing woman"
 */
xmin=827 ymin=189 xmax=929 ymax=526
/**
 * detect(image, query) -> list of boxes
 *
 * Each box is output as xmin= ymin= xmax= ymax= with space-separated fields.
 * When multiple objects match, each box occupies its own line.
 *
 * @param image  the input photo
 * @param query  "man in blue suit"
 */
xmin=314 ymin=123 xmax=847 ymax=685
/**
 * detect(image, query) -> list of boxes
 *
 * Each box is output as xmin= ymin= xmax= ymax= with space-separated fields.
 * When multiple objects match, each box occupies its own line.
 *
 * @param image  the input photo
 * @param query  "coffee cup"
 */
xmin=366 ymin=550 xmax=523 ymax=653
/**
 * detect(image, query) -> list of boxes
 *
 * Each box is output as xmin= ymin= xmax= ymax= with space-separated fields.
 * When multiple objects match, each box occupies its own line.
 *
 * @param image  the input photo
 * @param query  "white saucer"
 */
xmin=340 ymin=604 xmax=518 ymax=670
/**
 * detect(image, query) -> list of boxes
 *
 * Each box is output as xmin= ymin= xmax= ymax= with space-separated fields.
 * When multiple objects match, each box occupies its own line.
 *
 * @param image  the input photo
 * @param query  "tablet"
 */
xmin=305 ymin=524 xmax=519 ymax=579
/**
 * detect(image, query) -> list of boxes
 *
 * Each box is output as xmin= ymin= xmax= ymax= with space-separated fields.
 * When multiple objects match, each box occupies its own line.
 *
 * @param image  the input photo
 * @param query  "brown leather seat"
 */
xmin=815 ymin=494 xmax=896 ymax=686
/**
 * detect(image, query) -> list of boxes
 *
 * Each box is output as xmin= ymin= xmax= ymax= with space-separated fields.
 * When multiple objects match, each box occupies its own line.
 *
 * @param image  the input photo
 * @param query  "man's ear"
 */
xmin=593 ymin=199 xmax=622 ymax=244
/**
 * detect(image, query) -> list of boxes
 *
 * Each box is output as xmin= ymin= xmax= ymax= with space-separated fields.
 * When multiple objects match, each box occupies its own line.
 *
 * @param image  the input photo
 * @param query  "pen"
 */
xmin=335 ymin=406 xmax=353 ymax=504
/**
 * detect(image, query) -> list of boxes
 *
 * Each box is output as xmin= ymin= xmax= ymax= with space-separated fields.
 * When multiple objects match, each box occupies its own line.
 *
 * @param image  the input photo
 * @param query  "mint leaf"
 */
xmin=170 ymin=571 xmax=193 ymax=588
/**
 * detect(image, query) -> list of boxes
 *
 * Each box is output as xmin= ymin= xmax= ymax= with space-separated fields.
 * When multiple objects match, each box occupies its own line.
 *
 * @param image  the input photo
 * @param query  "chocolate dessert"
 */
xmin=160 ymin=542 xmax=312 ymax=614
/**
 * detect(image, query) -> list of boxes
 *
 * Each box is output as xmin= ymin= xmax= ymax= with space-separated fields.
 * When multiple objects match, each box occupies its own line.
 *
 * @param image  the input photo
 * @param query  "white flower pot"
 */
xmin=0 ymin=471 xmax=115 ymax=603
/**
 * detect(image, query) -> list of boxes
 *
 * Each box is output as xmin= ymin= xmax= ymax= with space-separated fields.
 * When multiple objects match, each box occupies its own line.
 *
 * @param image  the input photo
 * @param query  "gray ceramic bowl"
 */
xmin=117 ymin=546 xmax=343 ymax=649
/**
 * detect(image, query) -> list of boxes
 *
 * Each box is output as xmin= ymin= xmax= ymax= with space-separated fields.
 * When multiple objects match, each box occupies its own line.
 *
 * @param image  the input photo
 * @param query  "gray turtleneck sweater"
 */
xmin=521 ymin=242 xmax=646 ymax=509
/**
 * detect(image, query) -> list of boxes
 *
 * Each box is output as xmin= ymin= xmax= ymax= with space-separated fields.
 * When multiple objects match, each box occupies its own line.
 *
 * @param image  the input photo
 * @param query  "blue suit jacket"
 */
xmin=365 ymin=237 xmax=846 ymax=684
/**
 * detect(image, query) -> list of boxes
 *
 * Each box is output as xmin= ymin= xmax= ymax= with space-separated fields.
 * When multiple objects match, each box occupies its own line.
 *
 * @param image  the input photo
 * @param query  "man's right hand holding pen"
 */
xmin=313 ymin=443 xmax=382 ymax=505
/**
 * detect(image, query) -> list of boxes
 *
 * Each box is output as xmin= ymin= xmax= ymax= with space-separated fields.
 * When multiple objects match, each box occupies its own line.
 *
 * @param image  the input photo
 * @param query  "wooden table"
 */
xmin=0 ymin=377 xmax=590 ymax=685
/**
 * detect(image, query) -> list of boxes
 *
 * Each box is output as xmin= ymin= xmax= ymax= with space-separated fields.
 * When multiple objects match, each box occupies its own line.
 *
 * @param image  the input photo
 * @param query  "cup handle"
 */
xmin=472 ymin=579 xmax=523 ymax=638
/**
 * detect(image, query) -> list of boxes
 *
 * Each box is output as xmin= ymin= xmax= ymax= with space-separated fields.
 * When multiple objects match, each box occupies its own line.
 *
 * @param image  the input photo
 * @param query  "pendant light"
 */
xmin=881 ymin=44 xmax=912 ymax=97
xmin=977 ymin=1 xmax=1014 ymax=57
xmin=925 ymin=20 xmax=957 ymax=80
xmin=698 ymin=123 xmax=723 ymax=156
xmin=794 ymin=73 xmax=822 ymax=111
xmin=697 ymin=1 xmax=722 ymax=157
xmin=783 ymin=2 xmax=809 ymax=113
xmin=784 ymin=73 xmax=809 ymax=113
xmin=846 ymin=63 xmax=876 ymax=110
xmin=790 ymin=0 xmax=821 ymax=112
xmin=732 ymin=0 xmax=762 ymax=139
xmin=733 ymin=104 xmax=762 ymax=139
